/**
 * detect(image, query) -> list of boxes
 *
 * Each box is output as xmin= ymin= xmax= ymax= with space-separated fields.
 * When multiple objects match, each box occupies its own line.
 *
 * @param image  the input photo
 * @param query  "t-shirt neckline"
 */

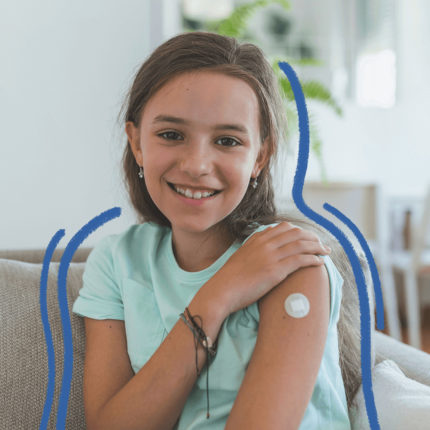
xmin=166 ymin=228 xmax=240 ymax=282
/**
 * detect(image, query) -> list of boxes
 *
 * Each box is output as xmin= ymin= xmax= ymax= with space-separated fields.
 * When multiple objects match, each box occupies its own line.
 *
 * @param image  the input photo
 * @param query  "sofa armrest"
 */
xmin=374 ymin=330 xmax=430 ymax=387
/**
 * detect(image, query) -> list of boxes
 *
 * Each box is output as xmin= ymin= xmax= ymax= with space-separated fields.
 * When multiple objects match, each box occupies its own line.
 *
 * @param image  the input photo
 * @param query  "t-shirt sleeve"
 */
xmin=322 ymin=255 xmax=344 ymax=327
xmin=72 ymin=235 xmax=124 ymax=320
xmin=241 ymin=222 xmax=280 ymax=322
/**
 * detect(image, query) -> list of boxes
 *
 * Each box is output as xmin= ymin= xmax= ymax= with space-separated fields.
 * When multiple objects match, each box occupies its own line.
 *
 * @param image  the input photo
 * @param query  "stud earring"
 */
xmin=251 ymin=177 xmax=258 ymax=189
xmin=138 ymin=165 xmax=144 ymax=179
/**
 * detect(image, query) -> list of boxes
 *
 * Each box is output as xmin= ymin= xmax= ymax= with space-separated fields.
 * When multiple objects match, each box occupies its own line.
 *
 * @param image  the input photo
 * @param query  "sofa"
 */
xmin=1 ymin=248 xmax=430 ymax=430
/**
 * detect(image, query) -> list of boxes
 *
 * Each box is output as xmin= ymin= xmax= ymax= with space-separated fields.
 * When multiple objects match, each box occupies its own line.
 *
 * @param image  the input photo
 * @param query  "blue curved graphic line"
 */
xmin=324 ymin=203 xmax=385 ymax=331
xmin=278 ymin=61 xmax=380 ymax=429
xmin=39 ymin=229 xmax=66 ymax=430
xmin=55 ymin=207 xmax=121 ymax=429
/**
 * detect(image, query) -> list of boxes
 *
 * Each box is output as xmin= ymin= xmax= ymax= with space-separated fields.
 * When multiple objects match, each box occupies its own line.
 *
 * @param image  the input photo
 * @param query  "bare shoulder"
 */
xmin=256 ymin=263 xmax=331 ymax=367
xmin=258 ymin=263 xmax=331 ymax=327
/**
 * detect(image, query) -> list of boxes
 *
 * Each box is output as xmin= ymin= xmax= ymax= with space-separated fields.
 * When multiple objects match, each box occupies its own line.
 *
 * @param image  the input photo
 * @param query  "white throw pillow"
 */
xmin=349 ymin=359 xmax=430 ymax=429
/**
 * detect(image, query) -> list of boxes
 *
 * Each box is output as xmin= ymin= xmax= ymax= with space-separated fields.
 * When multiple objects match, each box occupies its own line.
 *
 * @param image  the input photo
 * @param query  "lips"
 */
xmin=167 ymin=182 xmax=221 ymax=195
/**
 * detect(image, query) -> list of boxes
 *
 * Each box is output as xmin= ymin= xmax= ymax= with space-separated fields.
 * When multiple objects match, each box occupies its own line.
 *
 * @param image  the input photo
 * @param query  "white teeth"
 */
xmin=172 ymin=184 xmax=217 ymax=199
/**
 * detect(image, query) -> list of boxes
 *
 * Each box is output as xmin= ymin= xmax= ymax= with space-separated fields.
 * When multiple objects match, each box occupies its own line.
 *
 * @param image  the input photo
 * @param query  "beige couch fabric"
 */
xmin=0 ymin=258 xmax=87 ymax=429
xmin=3 ymin=246 xmax=430 ymax=430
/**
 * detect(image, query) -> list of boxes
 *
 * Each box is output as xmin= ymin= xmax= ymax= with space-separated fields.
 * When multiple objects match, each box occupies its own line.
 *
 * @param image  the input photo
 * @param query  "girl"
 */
xmin=73 ymin=31 xmax=365 ymax=429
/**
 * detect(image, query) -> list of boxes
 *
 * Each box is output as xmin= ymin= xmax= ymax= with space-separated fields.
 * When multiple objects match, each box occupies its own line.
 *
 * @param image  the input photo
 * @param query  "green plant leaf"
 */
xmin=285 ymin=104 xmax=298 ymax=139
xmin=278 ymin=77 xmax=295 ymax=101
xmin=206 ymin=0 xmax=290 ymax=38
xmin=272 ymin=62 xmax=342 ymax=115
xmin=289 ymin=57 xmax=323 ymax=67
xmin=206 ymin=0 xmax=267 ymax=36
xmin=271 ymin=58 xmax=325 ymax=76
xmin=184 ymin=0 xmax=341 ymax=182
xmin=301 ymin=81 xmax=343 ymax=116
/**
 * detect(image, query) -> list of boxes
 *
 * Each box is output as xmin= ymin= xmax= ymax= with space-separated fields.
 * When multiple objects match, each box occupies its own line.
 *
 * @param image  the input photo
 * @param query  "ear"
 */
xmin=252 ymin=137 xmax=270 ymax=178
xmin=125 ymin=121 xmax=143 ymax=165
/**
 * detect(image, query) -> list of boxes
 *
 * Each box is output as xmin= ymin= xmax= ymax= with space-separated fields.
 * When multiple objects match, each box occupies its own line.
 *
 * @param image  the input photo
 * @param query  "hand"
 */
xmin=210 ymin=222 xmax=331 ymax=316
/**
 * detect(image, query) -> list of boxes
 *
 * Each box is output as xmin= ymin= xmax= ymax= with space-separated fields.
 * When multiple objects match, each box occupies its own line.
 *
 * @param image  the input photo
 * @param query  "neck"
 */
xmin=171 ymin=225 xmax=235 ymax=272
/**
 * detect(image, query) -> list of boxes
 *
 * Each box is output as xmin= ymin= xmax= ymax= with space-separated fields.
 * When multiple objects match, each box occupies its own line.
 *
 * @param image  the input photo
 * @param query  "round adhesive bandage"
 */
xmin=284 ymin=293 xmax=310 ymax=318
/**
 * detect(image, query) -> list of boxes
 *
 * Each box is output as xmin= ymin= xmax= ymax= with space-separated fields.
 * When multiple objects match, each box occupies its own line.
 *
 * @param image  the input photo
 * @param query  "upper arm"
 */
xmin=225 ymin=264 xmax=330 ymax=430
xmin=83 ymin=317 xmax=134 ymax=429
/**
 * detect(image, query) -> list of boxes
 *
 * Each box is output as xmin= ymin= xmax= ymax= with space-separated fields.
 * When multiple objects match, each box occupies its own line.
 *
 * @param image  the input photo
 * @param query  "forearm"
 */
xmin=93 ymin=285 xmax=227 ymax=430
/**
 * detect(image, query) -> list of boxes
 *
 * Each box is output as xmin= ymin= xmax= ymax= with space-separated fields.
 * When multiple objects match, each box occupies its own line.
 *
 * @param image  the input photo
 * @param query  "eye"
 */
xmin=215 ymin=137 xmax=241 ymax=147
xmin=158 ymin=131 xmax=183 ymax=141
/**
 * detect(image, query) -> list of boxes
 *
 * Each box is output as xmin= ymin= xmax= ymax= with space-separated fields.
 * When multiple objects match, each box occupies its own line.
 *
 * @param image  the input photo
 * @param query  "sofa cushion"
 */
xmin=374 ymin=330 xmax=430 ymax=387
xmin=349 ymin=359 xmax=430 ymax=429
xmin=0 ymin=258 xmax=86 ymax=429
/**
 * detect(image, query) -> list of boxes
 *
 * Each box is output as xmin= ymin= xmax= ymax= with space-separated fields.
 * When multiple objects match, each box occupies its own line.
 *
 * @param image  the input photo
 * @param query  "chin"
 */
xmin=171 ymin=220 xmax=218 ymax=234
xmin=170 ymin=215 xmax=227 ymax=233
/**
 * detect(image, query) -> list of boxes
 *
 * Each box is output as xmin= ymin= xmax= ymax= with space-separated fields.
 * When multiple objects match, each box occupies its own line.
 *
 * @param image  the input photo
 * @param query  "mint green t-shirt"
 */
xmin=72 ymin=221 xmax=351 ymax=429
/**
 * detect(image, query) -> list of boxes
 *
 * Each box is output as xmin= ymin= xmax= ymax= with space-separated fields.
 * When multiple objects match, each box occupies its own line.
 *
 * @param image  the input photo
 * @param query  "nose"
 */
xmin=178 ymin=140 xmax=214 ymax=178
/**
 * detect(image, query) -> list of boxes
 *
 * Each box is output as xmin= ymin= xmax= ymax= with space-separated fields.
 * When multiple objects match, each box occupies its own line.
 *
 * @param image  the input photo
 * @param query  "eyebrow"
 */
xmin=152 ymin=114 xmax=249 ymax=135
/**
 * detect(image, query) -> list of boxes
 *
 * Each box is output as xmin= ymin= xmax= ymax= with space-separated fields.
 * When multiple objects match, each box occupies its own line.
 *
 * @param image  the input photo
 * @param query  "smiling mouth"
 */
xmin=167 ymin=182 xmax=222 ymax=199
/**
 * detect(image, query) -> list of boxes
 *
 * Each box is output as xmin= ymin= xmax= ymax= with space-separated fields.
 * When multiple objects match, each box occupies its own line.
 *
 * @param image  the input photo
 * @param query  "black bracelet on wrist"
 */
xmin=179 ymin=307 xmax=218 ymax=419
xmin=181 ymin=309 xmax=218 ymax=356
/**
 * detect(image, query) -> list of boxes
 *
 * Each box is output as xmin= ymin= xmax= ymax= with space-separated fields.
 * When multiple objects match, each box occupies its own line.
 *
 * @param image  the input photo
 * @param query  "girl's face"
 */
xmin=126 ymin=70 xmax=269 ymax=236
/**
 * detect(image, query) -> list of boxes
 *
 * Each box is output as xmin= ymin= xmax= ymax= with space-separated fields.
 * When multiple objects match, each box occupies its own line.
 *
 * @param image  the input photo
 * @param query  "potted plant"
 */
xmin=182 ymin=0 xmax=343 ymax=182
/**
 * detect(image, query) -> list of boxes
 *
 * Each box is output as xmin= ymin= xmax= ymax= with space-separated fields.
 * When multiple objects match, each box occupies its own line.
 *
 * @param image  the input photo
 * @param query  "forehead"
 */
xmin=142 ymin=70 xmax=261 ymax=133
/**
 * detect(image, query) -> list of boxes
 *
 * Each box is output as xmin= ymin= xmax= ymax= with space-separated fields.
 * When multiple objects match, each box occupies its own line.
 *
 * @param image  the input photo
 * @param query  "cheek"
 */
xmin=140 ymin=162 xmax=163 ymax=197
xmin=227 ymin=170 xmax=252 ymax=199
xmin=142 ymin=148 xmax=166 ymax=174
xmin=234 ymin=160 xmax=255 ymax=184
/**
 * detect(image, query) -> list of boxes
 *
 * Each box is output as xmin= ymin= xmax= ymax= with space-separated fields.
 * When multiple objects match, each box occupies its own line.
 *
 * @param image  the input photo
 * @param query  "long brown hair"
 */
xmin=119 ymin=31 xmax=370 ymax=410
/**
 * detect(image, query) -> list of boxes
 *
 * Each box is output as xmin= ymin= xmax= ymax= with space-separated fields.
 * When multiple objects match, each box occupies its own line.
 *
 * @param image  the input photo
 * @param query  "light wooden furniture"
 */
xmin=390 ymin=185 xmax=430 ymax=349
xmin=299 ymin=181 xmax=402 ymax=341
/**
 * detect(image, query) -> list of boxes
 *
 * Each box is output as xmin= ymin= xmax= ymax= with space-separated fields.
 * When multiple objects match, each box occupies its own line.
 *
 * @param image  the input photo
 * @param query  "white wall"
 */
xmin=2 ymin=0 xmax=428 ymax=249
xmin=1 ymin=0 xmax=180 ymax=249
xmin=244 ymin=0 xmax=430 ymax=204
xmin=303 ymin=0 xmax=430 ymax=198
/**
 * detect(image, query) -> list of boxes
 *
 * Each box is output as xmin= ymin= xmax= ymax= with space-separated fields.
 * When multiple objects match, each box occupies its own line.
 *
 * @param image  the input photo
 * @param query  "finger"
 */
xmin=245 ymin=223 xmax=283 ymax=243
xmin=256 ymin=223 xmax=329 ymax=251
xmin=270 ymin=227 xmax=320 ymax=248
xmin=277 ymin=240 xmax=330 ymax=259
xmin=283 ymin=254 xmax=325 ymax=273
xmin=259 ymin=222 xmax=301 ymax=242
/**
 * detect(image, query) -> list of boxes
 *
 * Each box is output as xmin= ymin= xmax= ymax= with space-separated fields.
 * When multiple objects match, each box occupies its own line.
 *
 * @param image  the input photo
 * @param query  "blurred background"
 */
xmin=2 ymin=0 xmax=430 ymax=349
